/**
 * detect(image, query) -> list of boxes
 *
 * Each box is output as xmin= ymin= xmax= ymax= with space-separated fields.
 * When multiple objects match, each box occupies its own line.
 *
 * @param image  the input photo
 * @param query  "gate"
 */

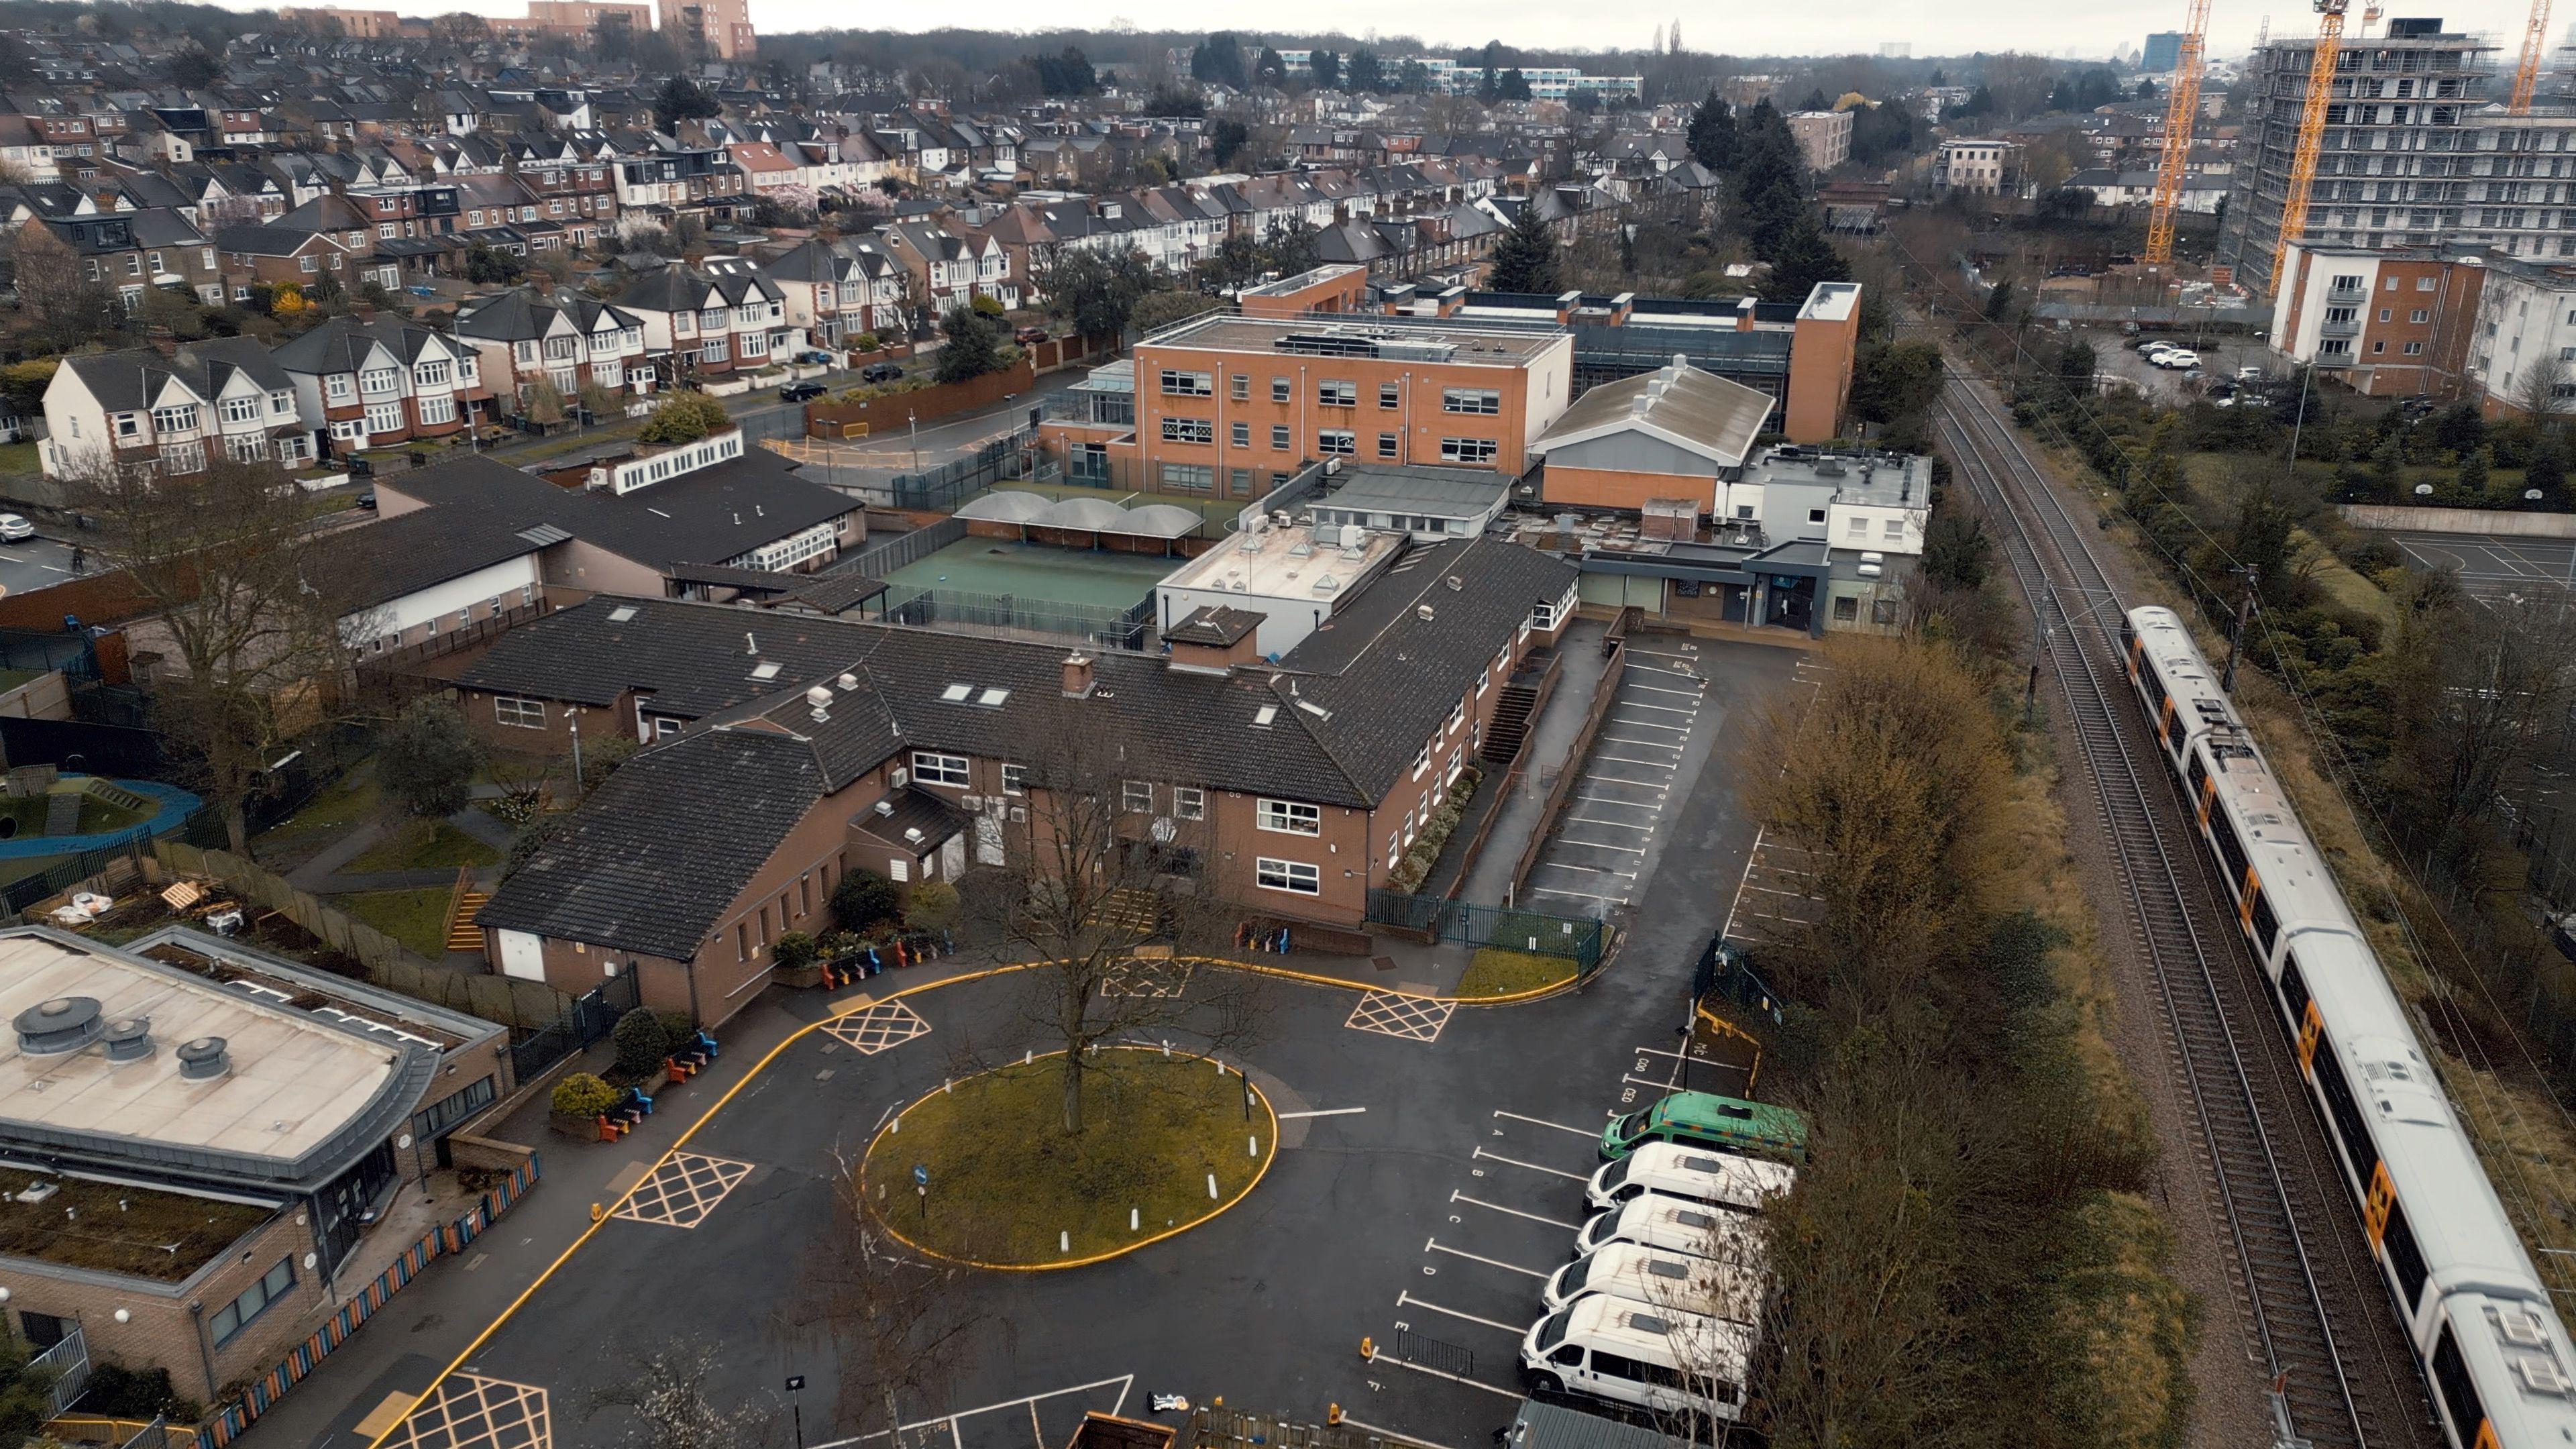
xmin=506 ymin=971 xmax=641 ymax=1081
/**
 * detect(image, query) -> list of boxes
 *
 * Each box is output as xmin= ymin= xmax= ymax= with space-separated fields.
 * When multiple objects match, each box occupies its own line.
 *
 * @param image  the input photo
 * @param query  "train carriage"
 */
xmin=2120 ymin=606 xmax=2576 ymax=1447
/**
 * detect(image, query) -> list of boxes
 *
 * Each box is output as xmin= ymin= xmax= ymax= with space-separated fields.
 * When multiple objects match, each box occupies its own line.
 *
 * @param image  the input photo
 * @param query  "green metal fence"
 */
xmin=1364 ymin=890 xmax=1608 ymax=973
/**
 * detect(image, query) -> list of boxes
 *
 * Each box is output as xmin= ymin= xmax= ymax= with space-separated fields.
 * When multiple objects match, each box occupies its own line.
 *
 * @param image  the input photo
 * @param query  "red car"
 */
xmin=1015 ymin=325 xmax=1051 ymax=344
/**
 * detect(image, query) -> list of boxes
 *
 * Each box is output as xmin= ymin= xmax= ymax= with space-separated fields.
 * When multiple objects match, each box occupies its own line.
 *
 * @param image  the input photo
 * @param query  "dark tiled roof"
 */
xmin=474 ymin=726 xmax=828 ymax=959
xmin=382 ymin=447 xmax=857 ymax=575
xmin=1165 ymin=604 xmax=1260 ymax=647
xmin=850 ymin=784 xmax=967 ymax=853
xmin=317 ymin=508 xmax=544 ymax=614
xmin=456 ymin=593 xmax=883 ymax=715
xmin=769 ymin=572 xmax=888 ymax=616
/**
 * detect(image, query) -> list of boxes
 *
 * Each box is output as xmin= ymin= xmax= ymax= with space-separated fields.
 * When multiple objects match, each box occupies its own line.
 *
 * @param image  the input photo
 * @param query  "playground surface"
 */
xmin=883 ymin=538 xmax=1179 ymax=610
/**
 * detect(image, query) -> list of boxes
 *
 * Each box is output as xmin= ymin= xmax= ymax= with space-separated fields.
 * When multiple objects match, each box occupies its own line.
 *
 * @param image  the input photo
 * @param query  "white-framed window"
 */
xmin=418 ymin=394 xmax=457 ymax=426
xmin=361 ymin=368 xmax=399 ymax=396
xmin=364 ymin=402 xmax=403 ymax=435
xmin=1001 ymin=763 xmax=1027 ymax=796
xmin=1231 ymin=421 xmax=1250 ymax=447
xmin=1159 ymin=462 xmax=1214 ymax=491
xmin=1256 ymin=857 xmax=1320 ymax=895
xmin=1256 ymin=798 xmax=1320 ymax=835
xmin=270 ymin=390 xmax=294 ymax=415
xmin=223 ymin=433 xmax=268 ymax=462
xmin=1883 ymin=518 xmax=1905 ymax=541
xmin=1413 ymin=744 xmax=1431 ymax=779
xmin=300 ymin=254 xmax=319 ymax=272
xmin=2404 ymin=340 xmax=2426 ymax=355
xmin=1448 ymin=701 xmax=1466 ymax=735
xmin=594 ymin=360 xmax=623 ymax=388
xmin=1158 ymin=368 xmax=1213 ymax=396
xmin=220 ymin=395 xmax=260 ymax=425
xmin=1161 ymin=417 xmax=1214 ymax=443
xmin=1318 ymin=379 xmax=1356 ymax=407
xmin=1173 ymin=786 xmax=1205 ymax=820
xmin=496 ymin=696 xmax=547 ymax=728
xmin=912 ymin=751 xmax=969 ymax=787
xmin=1123 ymin=780 xmax=1155 ymax=813
xmin=1317 ymin=430 xmax=1356 ymax=455
xmin=1379 ymin=380 xmax=1402 ymax=409
xmin=150 ymin=404 xmax=199 ymax=433
xmin=702 ymin=339 xmax=729 ymax=364
xmin=415 ymin=359 xmax=451 ymax=388
xmin=1441 ymin=387 xmax=1501 ymax=414
xmin=1440 ymin=437 xmax=1498 ymax=464
xmin=740 ymin=331 xmax=770 ymax=358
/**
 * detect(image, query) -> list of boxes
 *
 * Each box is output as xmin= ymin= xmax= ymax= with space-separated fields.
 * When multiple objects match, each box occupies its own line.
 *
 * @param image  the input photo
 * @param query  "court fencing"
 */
xmin=880 ymin=586 xmax=1152 ymax=650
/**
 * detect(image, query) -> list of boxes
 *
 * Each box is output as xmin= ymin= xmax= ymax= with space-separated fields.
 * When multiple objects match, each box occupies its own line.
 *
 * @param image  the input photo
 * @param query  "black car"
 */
xmin=780 ymin=381 xmax=828 ymax=402
xmin=860 ymin=361 xmax=905 ymax=384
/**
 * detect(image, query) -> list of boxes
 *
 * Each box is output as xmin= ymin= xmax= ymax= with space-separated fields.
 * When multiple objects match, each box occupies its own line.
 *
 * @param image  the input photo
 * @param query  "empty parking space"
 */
xmin=1524 ymin=647 xmax=1709 ymax=918
xmin=2390 ymin=529 xmax=2576 ymax=606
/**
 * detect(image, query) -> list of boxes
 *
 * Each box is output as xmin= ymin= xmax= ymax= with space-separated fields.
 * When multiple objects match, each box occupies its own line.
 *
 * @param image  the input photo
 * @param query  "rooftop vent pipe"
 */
xmin=15 ymin=997 xmax=102 ymax=1056
xmin=102 ymin=1017 xmax=154 ymax=1063
xmin=176 ymin=1036 xmax=231 ymax=1081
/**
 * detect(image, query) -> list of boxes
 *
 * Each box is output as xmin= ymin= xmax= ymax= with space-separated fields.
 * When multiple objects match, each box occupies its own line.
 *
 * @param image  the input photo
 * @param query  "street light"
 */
xmin=909 ymin=409 xmax=919 ymax=471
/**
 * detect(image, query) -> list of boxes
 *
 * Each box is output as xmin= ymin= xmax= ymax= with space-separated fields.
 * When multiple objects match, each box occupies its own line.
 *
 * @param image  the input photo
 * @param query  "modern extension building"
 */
xmin=2269 ymin=242 xmax=2484 ymax=396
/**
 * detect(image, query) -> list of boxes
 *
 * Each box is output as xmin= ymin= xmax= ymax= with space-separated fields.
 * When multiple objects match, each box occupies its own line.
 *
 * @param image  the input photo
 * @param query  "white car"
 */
xmin=2156 ymin=349 xmax=2201 ymax=370
xmin=2237 ymin=365 xmax=2266 ymax=382
xmin=0 ymin=515 xmax=37 ymax=543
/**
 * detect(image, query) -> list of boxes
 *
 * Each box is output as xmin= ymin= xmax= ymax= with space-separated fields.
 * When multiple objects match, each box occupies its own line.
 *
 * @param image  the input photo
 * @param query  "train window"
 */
xmin=2251 ymin=889 xmax=2282 ymax=957
xmin=2311 ymin=1043 xmax=2377 ymax=1196
xmin=2209 ymin=810 xmax=2251 ymax=895
xmin=2380 ymin=1199 xmax=2430 ymax=1313
xmin=2278 ymin=955 xmax=2312 ymax=1042
xmin=2430 ymin=1324 xmax=2488 ymax=1448
xmin=2188 ymin=751 xmax=2210 ymax=798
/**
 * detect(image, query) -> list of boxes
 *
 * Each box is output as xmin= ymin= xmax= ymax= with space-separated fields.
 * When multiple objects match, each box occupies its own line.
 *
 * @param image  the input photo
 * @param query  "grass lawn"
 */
xmin=337 ymin=887 xmax=455 ymax=959
xmin=249 ymin=767 xmax=380 ymax=866
xmin=1456 ymin=947 xmax=1578 ymax=999
xmin=0 ymin=790 xmax=153 ymax=841
xmin=346 ymin=818 xmax=500 ymax=873
xmin=866 ymin=1050 xmax=1271 ymax=1264
xmin=0 ymin=441 xmax=39 ymax=477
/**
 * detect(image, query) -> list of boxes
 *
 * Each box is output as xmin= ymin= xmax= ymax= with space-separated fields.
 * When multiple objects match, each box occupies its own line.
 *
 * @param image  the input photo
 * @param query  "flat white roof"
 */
xmin=0 ymin=934 xmax=405 ymax=1169
xmin=1159 ymin=520 xmax=1403 ymax=605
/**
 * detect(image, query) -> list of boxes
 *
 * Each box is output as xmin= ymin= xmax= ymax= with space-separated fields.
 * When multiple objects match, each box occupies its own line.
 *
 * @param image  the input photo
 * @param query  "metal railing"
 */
xmin=880 ymin=586 xmax=1153 ymax=650
xmin=34 ymin=1324 xmax=91 ymax=1417
xmin=1362 ymin=890 xmax=1607 ymax=972
xmin=843 ymin=517 xmax=966 ymax=578
xmin=888 ymin=426 xmax=1040 ymax=511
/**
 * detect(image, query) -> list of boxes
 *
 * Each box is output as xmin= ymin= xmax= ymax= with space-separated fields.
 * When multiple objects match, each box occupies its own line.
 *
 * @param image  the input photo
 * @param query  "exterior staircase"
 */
xmin=1480 ymin=681 xmax=1541 ymax=767
xmin=41 ymin=792 xmax=80 ymax=836
xmin=444 ymin=865 xmax=488 ymax=955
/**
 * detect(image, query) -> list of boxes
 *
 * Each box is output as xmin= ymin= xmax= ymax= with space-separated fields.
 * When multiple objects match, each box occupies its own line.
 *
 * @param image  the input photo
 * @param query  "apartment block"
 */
xmin=1786 ymin=109 xmax=1854 ymax=174
xmin=2220 ymin=17 xmax=2499 ymax=295
xmin=659 ymin=0 xmax=754 ymax=59
xmin=2270 ymin=243 xmax=2483 ymax=396
xmin=1933 ymin=139 xmax=2021 ymax=195
xmin=2462 ymin=251 xmax=2576 ymax=416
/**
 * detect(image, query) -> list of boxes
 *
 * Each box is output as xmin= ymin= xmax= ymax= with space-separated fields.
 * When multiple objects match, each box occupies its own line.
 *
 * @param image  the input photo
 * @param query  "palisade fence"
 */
xmin=888 ymin=426 xmax=1040 ymax=511
xmin=880 ymin=586 xmax=1152 ymax=650
xmin=841 ymin=516 xmax=966 ymax=578
xmin=1362 ymin=890 xmax=1607 ymax=975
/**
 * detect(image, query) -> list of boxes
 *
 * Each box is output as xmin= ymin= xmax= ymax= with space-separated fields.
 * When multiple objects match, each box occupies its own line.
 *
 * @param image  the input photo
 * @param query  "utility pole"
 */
xmin=2222 ymin=568 xmax=2259 ymax=693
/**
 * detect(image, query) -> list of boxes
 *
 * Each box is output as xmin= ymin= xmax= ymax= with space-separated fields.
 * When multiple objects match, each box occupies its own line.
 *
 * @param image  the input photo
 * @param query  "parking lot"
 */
xmin=1522 ymin=641 xmax=1713 ymax=918
xmin=2076 ymin=329 xmax=2270 ymax=405
xmin=2389 ymin=529 xmax=2576 ymax=605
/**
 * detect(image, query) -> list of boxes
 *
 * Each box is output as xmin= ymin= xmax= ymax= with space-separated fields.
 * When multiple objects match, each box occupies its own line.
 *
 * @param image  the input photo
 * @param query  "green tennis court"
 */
xmin=883 ymin=539 xmax=1179 ymax=609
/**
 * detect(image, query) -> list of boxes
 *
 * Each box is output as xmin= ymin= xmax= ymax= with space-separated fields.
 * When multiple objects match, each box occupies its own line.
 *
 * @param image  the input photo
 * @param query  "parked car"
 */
xmin=2133 ymin=337 xmax=2169 ymax=352
xmin=2156 ymin=349 xmax=2202 ymax=370
xmin=2236 ymin=365 xmax=2266 ymax=382
xmin=0 ymin=514 xmax=34 ymax=543
xmin=779 ymin=381 xmax=828 ymax=402
xmin=1014 ymin=325 xmax=1050 ymax=344
xmin=354 ymin=490 xmax=378 ymax=511
xmin=860 ymin=361 xmax=905 ymax=384
xmin=796 ymin=350 xmax=835 ymax=365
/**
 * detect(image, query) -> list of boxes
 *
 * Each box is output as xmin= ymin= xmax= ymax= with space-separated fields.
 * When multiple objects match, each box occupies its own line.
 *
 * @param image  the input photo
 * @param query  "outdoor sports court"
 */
xmin=2388 ymin=529 xmax=2576 ymax=603
xmin=883 ymin=538 xmax=1180 ymax=608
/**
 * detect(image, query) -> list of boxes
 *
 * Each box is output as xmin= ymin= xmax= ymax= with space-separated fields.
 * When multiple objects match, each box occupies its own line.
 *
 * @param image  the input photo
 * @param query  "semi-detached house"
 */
xmin=40 ymin=339 xmax=313 ymax=479
xmin=270 ymin=314 xmax=492 ymax=456
xmin=453 ymin=286 xmax=651 ymax=407
xmin=610 ymin=261 xmax=788 ymax=387
xmin=464 ymin=538 xmax=1578 ymax=1023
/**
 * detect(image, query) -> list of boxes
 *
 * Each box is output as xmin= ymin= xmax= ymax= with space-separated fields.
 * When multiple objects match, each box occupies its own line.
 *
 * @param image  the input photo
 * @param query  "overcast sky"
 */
xmin=279 ymin=0 xmax=2546 ymax=66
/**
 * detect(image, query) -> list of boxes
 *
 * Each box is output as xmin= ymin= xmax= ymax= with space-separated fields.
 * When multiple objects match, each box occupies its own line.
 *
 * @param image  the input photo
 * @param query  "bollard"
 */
xmin=1060 ymin=1230 xmax=1070 ymax=1254
xmin=1024 ymin=1050 xmax=1032 ymax=1065
xmin=890 ymin=1114 xmax=900 ymax=1133
xmin=1130 ymin=1207 xmax=1140 ymax=1232
xmin=590 ymin=1201 xmax=604 ymax=1223
xmin=1161 ymin=1039 xmax=1171 ymax=1058
xmin=1359 ymin=1337 xmax=1374 ymax=1360
xmin=1328 ymin=1404 xmax=1342 ymax=1426
xmin=1206 ymin=1173 xmax=1219 ymax=1199
xmin=1248 ymin=1135 xmax=1257 ymax=1157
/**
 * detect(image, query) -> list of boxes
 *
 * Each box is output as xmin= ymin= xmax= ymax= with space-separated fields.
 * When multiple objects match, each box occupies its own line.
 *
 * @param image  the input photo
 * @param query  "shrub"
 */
xmin=378 ymin=697 xmax=483 ymax=818
xmin=78 ymin=1364 xmax=199 ymax=1422
xmin=638 ymin=390 xmax=731 ymax=446
xmin=773 ymin=930 xmax=818 ymax=970
xmin=906 ymin=879 xmax=960 ymax=930
xmin=833 ymin=868 xmax=900 ymax=931
xmin=503 ymin=814 xmax=560 ymax=879
xmin=655 ymin=1010 xmax=697 ymax=1046
xmin=969 ymin=294 xmax=1006 ymax=316
xmin=551 ymin=1072 xmax=619 ymax=1117
xmin=817 ymin=928 xmax=861 ymax=960
xmin=611 ymin=1007 xmax=670 ymax=1077
xmin=849 ymin=331 xmax=881 ymax=353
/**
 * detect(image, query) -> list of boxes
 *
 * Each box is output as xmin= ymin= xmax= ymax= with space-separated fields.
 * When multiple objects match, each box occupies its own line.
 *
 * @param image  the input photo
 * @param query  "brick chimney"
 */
xmin=144 ymin=327 xmax=177 ymax=358
xmin=1061 ymin=652 xmax=1095 ymax=698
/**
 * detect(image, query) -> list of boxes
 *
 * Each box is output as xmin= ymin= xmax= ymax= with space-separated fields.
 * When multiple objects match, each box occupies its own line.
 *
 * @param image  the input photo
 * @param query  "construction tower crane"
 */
xmin=2145 ymin=0 xmax=2213 ymax=266
xmin=2512 ymin=0 xmax=2553 ymax=111
xmin=2271 ymin=0 xmax=2351 ymax=290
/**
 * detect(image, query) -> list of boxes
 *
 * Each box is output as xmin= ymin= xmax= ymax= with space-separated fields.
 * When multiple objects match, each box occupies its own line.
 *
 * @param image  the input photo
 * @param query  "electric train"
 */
xmin=2123 ymin=604 xmax=2576 ymax=1446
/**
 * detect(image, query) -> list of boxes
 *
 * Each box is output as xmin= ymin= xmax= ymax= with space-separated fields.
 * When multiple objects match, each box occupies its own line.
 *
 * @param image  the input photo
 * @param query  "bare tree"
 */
xmin=583 ymin=1338 xmax=777 ymax=1449
xmin=785 ymin=1150 xmax=1003 ymax=1440
xmin=69 ymin=457 xmax=370 ymax=851
xmin=964 ymin=696 xmax=1265 ymax=1134
xmin=2388 ymin=589 xmax=2576 ymax=873
xmin=13 ymin=223 xmax=115 ymax=342
xmin=2520 ymin=347 xmax=2574 ymax=421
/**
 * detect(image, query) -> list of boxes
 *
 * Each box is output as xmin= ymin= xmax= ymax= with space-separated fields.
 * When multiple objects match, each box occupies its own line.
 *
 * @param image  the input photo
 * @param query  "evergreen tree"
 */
xmin=1961 ymin=84 xmax=1994 ymax=117
xmin=1761 ymin=215 xmax=1851 ymax=302
xmin=1486 ymin=203 xmax=1562 ymax=294
xmin=1310 ymin=48 xmax=1341 ymax=89
xmin=1191 ymin=33 xmax=1246 ymax=88
xmin=1346 ymin=47 xmax=1383 ymax=93
xmin=1255 ymin=47 xmax=1287 ymax=84
xmin=936 ymin=305 xmax=1004 ymax=382
xmin=1686 ymin=91 xmax=1737 ymax=170
xmin=1733 ymin=100 xmax=1807 ymax=258
xmin=2458 ymin=444 xmax=2494 ymax=498
xmin=651 ymin=76 xmax=719 ymax=131
xmin=2530 ymin=434 xmax=2568 ymax=502
xmin=1499 ymin=68 xmax=1532 ymax=101
xmin=1799 ymin=85 xmax=1829 ymax=111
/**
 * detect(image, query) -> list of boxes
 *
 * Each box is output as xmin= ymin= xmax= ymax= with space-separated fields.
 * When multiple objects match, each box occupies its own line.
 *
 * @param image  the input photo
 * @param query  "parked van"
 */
xmin=1601 ymin=1091 xmax=1807 ymax=1163
xmin=1586 ymin=1142 xmax=1797 ymax=1213
xmin=1576 ymin=1193 xmax=1764 ymax=1260
xmin=1543 ymin=1240 xmax=1768 ymax=1319
xmin=1521 ymin=1292 xmax=1752 ymax=1418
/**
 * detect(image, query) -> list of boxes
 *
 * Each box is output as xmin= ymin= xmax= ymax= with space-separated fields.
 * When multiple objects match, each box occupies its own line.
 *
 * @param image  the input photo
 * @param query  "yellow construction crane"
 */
xmin=2145 ymin=0 xmax=2213 ymax=266
xmin=2512 ymin=0 xmax=2554 ymax=112
xmin=2272 ymin=0 xmax=2351 ymax=290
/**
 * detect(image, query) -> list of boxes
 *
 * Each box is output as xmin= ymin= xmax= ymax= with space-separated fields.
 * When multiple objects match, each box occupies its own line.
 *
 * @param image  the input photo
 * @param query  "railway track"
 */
xmin=1936 ymin=372 xmax=2433 ymax=1449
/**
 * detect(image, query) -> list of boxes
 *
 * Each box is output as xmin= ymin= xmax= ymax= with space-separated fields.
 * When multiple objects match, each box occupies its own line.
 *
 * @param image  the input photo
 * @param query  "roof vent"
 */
xmin=838 ymin=673 xmax=858 ymax=691
xmin=102 ymin=1017 xmax=154 ymax=1063
xmin=1446 ymin=575 xmax=1463 ymax=590
xmin=1416 ymin=604 xmax=1434 ymax=621
xmin=176 ymin=1036 xmax=231 ymax=1081
xmin=873 ymin=798 xmax=896 ymax=816
xmin=15 ymin=997 xmax=103 ymax=1056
